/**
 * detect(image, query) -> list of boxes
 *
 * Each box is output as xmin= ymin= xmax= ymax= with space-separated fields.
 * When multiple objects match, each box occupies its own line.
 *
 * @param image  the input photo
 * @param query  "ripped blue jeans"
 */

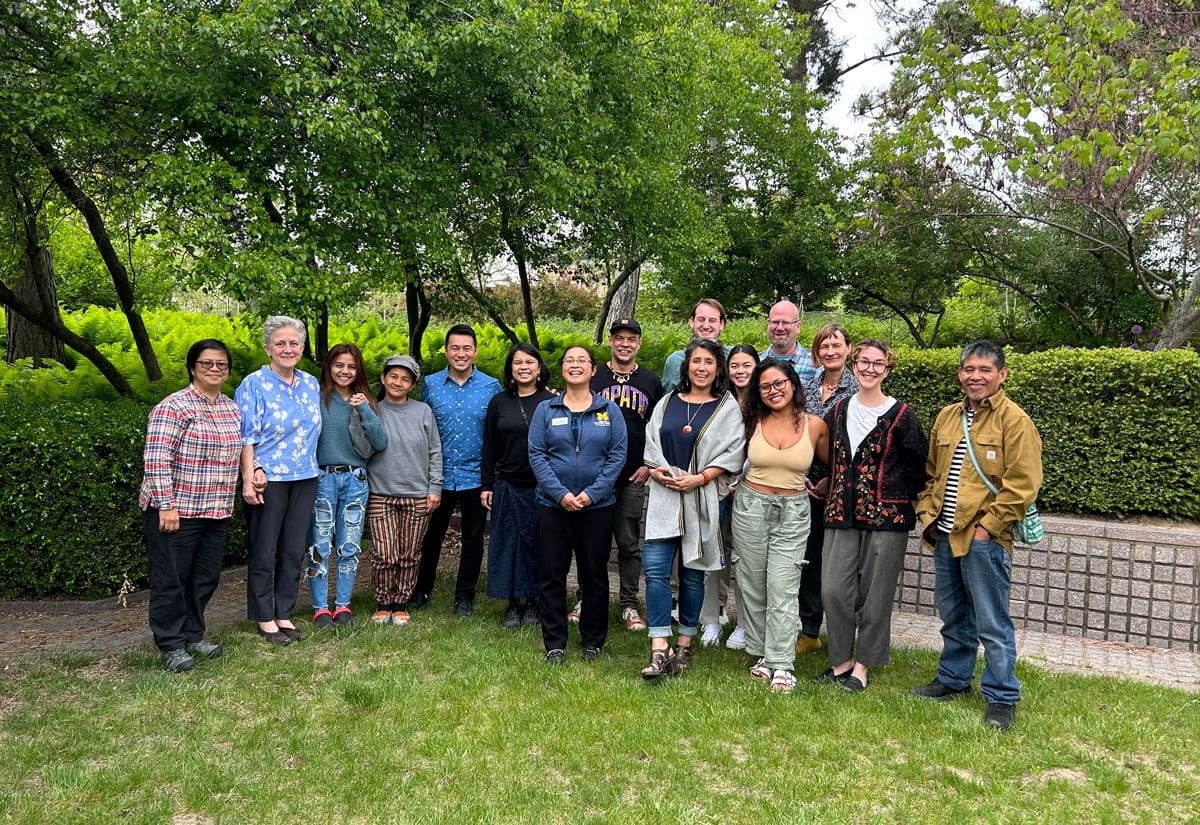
xmin=307 ymin=467 xmax=369 ymax=611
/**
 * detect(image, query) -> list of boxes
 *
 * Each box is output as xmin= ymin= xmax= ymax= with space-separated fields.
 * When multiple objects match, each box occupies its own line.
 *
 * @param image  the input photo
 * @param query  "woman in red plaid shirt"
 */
xmin=140 ymin=339 xmax=244 ymax=673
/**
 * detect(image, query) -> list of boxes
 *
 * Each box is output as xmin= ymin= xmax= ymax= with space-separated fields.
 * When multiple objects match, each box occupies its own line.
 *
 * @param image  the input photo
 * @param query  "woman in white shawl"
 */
xmin=640 ymin=339 xmax=746 ymax=679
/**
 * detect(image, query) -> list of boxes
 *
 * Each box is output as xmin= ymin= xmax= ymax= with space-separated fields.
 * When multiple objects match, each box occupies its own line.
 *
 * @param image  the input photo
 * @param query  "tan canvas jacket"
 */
xmin=916 ymin=389 xmax=1043 ymax=557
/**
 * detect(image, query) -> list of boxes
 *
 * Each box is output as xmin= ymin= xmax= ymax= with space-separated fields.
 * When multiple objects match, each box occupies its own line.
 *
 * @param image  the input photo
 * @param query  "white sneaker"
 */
xmin=567 ymin=600 xmax=582 ymax=623
xmin=700 ymin=623 xmax=721 ymax=647
xmin=725 ymin=625 xmax=747 ymax=650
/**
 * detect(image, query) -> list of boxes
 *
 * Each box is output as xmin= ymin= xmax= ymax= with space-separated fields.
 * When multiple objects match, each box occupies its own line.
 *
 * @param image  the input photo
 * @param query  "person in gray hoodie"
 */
xmin=365 ymin=354 xmax=443 ymax=626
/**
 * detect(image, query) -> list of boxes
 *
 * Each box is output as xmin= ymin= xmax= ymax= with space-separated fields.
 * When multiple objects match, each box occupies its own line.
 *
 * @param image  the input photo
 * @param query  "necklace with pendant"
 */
xmin=610 ymin=362 xmax=637 ymax=385
xmin=683 ymin=399 xmax=708 ymax=433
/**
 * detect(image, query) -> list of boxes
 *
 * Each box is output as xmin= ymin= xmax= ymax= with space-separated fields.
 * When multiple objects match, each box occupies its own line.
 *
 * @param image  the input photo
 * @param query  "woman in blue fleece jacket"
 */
xmin=527 ymin=345 xmax=627 ymax=664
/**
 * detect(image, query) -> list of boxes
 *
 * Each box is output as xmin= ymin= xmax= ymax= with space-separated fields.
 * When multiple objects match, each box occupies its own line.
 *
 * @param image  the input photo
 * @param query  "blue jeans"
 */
xmin=644 ymin=538 xmax=703 ymax=639
xmin=933 ymin=533 xmax=1021 ymax=704
xmin=307 ymin=467 xmax=369 ymax=611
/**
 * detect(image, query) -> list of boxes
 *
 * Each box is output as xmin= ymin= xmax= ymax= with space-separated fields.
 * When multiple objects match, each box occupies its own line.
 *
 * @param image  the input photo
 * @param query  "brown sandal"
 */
xmin=641 ymin=647 xmax=677 ymax=681
xmin=675 ymin=643 xmax=693 ymax=671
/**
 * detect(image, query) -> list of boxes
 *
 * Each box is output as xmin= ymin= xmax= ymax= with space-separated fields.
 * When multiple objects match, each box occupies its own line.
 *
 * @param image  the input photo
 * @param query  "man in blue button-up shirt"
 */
xmin=412 ymin=324 xmax=501 ymax=616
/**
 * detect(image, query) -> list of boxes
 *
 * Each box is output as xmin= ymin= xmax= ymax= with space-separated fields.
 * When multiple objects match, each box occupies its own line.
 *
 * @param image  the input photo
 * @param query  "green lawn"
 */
xmin=2 ymin=588 xmax=1197 ymax=824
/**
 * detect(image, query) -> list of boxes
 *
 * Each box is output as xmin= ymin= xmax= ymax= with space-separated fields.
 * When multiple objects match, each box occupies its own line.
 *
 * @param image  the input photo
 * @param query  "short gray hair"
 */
xmin=960 ymin=339 xmax=1005 ymax=369
xmin=262 ymin=315 xmax=307 ymax=348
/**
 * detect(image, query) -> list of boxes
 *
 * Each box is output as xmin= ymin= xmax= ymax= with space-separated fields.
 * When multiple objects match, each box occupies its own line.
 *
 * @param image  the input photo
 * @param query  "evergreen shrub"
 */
xmin=0 ymin=398 xmax=248 ymax=599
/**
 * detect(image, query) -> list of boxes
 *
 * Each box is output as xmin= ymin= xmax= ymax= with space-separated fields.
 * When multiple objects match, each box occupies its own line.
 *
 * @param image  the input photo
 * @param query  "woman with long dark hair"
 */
xmin=640 ymin=339 xmax=745 ymax=679
xmin=731 ymin=360 xmax=829 ymax=692
xmin=306 ymin=343 xmax=387 ymax=627
xmin=481 ymin=343 xmax=555 ymax=628
xmin=700 ymin=343 xmax=759 ymax=649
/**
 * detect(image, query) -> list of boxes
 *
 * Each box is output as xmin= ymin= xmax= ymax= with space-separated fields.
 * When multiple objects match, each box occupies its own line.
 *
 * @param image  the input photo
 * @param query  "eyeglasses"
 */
xmin=758 ymin=378 xmax=790 ymax=393
xmin=196 ymin=360 xmax=230 ymax=372
xmin=854 ymin=359 xmax=889 ymax=373
xmin=562 ymin=358 xmax=593 ymax=366
xmin=768 ymin=319 xmax=799 ymax=327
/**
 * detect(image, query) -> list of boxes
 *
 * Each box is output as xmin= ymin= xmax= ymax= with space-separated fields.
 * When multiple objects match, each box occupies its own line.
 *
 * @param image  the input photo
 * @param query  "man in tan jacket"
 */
xmin=912 ymin=341 xmax=1042 ymax=731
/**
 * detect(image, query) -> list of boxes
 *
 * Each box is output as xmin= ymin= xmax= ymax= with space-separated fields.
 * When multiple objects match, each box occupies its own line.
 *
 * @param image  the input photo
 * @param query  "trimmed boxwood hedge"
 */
xmin=0 ymin=398 xmax=247 ymax=599
xmin=1 ymin=346 xmax=1196 ymax=599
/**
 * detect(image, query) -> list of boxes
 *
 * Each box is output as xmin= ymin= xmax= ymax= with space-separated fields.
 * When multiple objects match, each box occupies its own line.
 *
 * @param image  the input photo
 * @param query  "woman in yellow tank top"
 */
xmin=730 ymin=361 xmax=829 ymax=693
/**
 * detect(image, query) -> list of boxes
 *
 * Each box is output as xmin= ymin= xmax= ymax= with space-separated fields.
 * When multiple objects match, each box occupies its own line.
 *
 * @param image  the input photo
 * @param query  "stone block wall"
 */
xmin=895 ymin=515 xmax=1200 ymax=652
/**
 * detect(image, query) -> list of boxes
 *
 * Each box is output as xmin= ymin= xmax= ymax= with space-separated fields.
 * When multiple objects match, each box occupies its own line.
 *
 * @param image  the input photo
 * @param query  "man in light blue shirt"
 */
xmin=759 ymin=299 xmax=820 ymax=383
xmin=661 ymin=298 xmax=732 ymax=394
xmin=412 ymin=324 xmax=501 ymax=616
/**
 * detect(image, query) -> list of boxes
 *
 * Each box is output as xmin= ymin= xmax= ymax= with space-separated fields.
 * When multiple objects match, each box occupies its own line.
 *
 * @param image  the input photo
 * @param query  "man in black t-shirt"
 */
xmin=583 ymin=319 xmax=663 ymax=631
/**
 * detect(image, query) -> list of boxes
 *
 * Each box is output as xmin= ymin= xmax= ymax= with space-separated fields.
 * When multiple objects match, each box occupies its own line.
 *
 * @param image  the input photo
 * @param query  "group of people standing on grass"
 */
xmin=139 ymin=300 xmax=1041 ymax=731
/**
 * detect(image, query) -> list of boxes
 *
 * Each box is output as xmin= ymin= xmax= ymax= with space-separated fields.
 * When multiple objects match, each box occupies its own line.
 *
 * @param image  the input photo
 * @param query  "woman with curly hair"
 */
xmin=731 ymin=360 xmax=829 ymax=693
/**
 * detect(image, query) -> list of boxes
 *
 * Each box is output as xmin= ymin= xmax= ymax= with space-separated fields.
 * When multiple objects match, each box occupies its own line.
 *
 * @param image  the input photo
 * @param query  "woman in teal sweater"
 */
xmin=307 ymin=343 xmax=387 ymax=627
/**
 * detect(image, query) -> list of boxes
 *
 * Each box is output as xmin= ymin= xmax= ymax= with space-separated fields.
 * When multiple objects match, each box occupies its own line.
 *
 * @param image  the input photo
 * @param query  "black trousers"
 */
xmin=415 ymin=487 xmax=487 ymax=603
xmin=245 ymin=478 xmax=318 ymax=622
xmin=798 ymin=505 xmax=826 ymax=638
xmin=144 ymin=510 xmax=229 ymax=652
xmin=537 ymin=505 xmax=614 ymax=652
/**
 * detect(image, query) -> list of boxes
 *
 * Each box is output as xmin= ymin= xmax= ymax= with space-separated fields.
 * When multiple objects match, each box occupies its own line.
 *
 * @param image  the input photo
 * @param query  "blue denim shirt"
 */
xmin=235 ymin=365 xmax=322 ymax=481
xmin=760 ymin=344 xmax=820 ymax=383
xmin=420 ymin=366 xmax=501 ymax=490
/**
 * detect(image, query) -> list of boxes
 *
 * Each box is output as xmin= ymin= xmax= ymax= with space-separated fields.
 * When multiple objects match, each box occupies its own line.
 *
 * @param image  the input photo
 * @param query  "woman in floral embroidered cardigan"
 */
xmin=815 ymin=339 xmax=928 ymax=693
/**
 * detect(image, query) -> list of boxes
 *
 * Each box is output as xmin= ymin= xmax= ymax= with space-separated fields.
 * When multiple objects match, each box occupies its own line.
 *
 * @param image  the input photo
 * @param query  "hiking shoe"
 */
xmin=187 ymin=640 xmax=223 ymax=660
xmin=621 ymin=606 xmax=646 ymax=631
xmin=910 ymin=678 xmax=972 ymax=701
xmin=521 ymin=603 xmax=540 ymax=626
xmin=700 ymin=623 xmax=721 ymax=647
xmin=983 ymin=703 xmax=1016 ymax=730
xmin=545 ymin=649 xmax=565 ymax=665
xmin=725 ymin=625 xmax=747 ymax=650
xmin=581 ymin=646 xmax=601 ymax=663
xmin=567 ymin=600 xmax=582 ymax=623
xmin=332 ymin=606 xmax=353 ymax=625
xmin=794 ymin=634 xmax=822 ymax=655
xmin=454 ymin=599 xmax=474 ymax=618
xmin=503 ymin=605 xmax=522 ymax=629
xmin=313 ymin=608 xmax=334 ymax=628
xmin=390 ymin=609 xmax=411 ymax=626
xmin=162 ymin=649 xmax=196 ymax=673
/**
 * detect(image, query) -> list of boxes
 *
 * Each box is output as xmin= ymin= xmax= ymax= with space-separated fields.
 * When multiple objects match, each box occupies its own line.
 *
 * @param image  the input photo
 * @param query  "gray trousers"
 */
xmin=730 ymin=485 xmax=810 ymax=671
xmin=821 ymin=527 xmax=907 ymax=668
xmin=610 ymin=482 xmax=646 ymax=608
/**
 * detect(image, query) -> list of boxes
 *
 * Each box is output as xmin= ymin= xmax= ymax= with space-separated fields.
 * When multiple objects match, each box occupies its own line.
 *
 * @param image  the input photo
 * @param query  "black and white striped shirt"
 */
xmin=935 ymin=405 xmax=977 ymax=535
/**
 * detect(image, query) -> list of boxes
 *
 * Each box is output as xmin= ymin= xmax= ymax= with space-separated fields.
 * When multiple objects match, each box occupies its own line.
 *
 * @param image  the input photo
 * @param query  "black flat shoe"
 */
xmin=812 ymin=667 xmax=851 ymax=684
xmin=276 ymin=625 xmax=305 ymax=641
xmin=257 ymin=627 xmax=291 ymax=645
xmin=843 ymin=675 xmax=867 ymax=693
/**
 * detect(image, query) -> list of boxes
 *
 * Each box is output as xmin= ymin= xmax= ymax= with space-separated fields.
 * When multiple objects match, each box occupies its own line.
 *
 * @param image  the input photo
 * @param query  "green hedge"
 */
xmin=3 ymin=326 xmax=1198 ymax=598
xmin=887 ymin=347 xmax=1200 ymax=520
xmin=0 ymin=398 xmax=248 ymax=599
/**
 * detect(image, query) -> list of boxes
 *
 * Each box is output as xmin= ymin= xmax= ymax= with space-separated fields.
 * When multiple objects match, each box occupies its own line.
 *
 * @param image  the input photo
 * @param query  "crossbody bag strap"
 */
xmin=960 ymin=411 xmax=1000 ymax=497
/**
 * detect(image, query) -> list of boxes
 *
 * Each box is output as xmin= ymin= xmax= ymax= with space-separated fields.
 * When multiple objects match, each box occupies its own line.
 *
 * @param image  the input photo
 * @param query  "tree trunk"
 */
xmin=405 ymin=270 xmax=432 ymax=359
xmin=499 ymin=198 xmax=538 ymax=349
xmin=33 ymin=140 xmax=163 ymax=381
xmin=0 ymin=280 xmax=136 ymax=397
xmin=593 ymin=253 xmax=648 ymax=343
xmin=6 ymin=180 xmax=64 ymax=365
xmin=314 ymin=302 xmax=328 ymax=365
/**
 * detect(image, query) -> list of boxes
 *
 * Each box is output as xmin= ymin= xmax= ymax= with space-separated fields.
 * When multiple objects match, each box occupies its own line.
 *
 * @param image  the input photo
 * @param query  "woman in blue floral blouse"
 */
xmin=815 ymin=339 xmax=927 ymax=693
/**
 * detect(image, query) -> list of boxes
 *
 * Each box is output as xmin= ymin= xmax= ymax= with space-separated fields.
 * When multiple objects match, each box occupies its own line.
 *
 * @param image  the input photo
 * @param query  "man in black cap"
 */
xmin=580 ymin=319 xmax=662 ymax=631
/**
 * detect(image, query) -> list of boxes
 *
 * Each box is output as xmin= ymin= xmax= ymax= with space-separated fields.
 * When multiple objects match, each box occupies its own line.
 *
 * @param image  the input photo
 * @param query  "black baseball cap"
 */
xmin=609 ymin=319 xmax=642 ymax=335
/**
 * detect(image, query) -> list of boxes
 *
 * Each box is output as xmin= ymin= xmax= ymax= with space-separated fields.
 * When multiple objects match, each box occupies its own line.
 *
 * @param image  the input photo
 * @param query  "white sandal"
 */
xmin=749 ymin=658 xmax=773 ymax=682
xmin=770 ymin=669 xmax=797 ymax=693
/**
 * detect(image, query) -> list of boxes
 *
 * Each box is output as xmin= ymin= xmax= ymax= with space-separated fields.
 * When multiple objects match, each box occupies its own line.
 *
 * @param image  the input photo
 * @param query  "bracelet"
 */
xmin=700 ymin=469 xmax=712 ymax=486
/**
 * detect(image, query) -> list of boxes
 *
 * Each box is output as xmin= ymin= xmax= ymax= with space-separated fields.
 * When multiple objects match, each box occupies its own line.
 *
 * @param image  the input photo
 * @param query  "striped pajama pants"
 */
xmin=367 ymin=495 xmax=431 ymax=607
